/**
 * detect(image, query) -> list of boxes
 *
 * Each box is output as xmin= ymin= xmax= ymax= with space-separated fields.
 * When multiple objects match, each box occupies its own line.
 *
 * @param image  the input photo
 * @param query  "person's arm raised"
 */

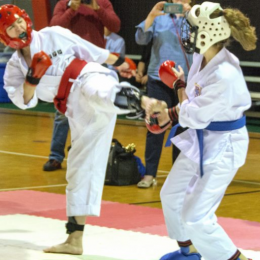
xmin=144 ymin=1 xmax=166 ymax=31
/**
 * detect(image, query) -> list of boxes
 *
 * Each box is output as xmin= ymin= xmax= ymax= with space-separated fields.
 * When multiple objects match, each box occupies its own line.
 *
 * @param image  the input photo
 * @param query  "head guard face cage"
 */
xmin=181 ymin=2 xmax=231 ymax=54
xmin=0 ymin=4 xmax=32 ymax=49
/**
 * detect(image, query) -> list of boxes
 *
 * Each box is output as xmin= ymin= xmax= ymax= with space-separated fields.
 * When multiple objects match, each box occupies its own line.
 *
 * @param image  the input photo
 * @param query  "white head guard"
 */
xmin=181 ymin=1 xmax=231 ymax=54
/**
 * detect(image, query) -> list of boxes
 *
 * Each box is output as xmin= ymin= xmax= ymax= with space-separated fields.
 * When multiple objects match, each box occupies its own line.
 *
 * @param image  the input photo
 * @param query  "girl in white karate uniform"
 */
xmin=0 ymin=4 xmax=143 ymax=255
xmin=146 ymin=2 xmax=257 ymax=260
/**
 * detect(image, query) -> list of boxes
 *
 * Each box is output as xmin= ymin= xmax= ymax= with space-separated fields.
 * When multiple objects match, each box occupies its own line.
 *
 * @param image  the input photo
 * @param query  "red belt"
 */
xmin=54 ymin=58 xmax=87 ymax=114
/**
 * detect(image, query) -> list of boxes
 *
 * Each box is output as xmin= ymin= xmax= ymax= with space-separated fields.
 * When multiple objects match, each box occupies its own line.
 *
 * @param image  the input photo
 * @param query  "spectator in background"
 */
xmin=104 ymin=26 xmax=125 ymax=72
xmin=43 ymin=0 xmax=121 ymax=171
xmin=135 ymin=40 xmax=153 ymax=93
xmin=104 ymin=26 xmax=125 ymax=57
xmin=135 ymin=0 xmax=193 ymax=188
xmin=125 ymin=42 xmax=153 ymax=120
xmin=51 ymin=0 xmax=120 ymax=49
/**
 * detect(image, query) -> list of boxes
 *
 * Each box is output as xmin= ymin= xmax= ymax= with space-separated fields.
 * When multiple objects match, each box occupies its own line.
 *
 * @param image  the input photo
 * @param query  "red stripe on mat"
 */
xmin=0 ymin=190 xmax=259 ymax=250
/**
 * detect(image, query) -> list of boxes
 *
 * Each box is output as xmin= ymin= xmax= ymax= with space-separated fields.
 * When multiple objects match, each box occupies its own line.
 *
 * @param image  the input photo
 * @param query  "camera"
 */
xmin=164 ymin=3 xmax=183 ymax=14
xmin=81 ymin=0 xmax=92 ymax=4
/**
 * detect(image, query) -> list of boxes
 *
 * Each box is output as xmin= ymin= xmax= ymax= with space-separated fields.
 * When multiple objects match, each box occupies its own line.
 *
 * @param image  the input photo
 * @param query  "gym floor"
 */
xmin=0 ymin=107 xmax=259 ymax=259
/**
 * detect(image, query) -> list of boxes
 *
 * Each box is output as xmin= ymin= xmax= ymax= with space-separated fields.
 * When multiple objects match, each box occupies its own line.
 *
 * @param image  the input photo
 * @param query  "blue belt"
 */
xmin=165 ymin=116 xmax=246 ymax=177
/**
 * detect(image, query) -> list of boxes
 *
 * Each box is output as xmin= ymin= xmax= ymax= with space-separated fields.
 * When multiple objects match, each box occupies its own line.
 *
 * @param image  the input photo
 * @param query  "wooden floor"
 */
xmin=0 ymin=110 xmax=260 ymax=223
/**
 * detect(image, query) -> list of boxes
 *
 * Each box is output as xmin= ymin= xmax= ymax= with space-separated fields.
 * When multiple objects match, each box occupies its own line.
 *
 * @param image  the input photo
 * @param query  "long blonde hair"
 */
xmin=223 ymin=8 xmax=257 ymax=51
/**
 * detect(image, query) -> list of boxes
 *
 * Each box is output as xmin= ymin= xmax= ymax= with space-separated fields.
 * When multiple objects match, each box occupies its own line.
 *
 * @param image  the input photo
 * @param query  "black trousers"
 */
xmin=145 ymin=76 xmax=181 ymax=177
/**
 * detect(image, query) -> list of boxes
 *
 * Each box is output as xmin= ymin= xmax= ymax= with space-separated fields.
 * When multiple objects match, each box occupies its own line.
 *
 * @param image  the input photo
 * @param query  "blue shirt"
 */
xmin=135 ymin=14 xmax=193 ymax=81
xmin=105 ymin=32 xmax=125 ymax=57
xmin=105 ymin=32 xmax=125 ymax=71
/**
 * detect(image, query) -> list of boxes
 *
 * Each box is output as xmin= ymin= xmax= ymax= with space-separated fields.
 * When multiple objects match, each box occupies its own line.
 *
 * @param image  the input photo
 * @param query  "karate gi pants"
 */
xmin=160 ymin=144 xmax=240 ymax=260
xmin=64 ymin=70 xmax=122 ymax=217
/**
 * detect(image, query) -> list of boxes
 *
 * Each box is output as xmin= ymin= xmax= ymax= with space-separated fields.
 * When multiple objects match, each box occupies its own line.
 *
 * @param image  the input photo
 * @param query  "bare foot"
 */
xmin=44 ymin=242 xmax=83 ymax=255
xmin=44 ymin=233 xmax=83 ymax=255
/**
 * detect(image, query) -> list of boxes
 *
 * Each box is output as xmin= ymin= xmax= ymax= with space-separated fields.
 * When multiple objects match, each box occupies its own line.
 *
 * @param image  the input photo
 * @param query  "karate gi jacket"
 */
xmin=172 ymin=48 xmax=251 ymax=168
xmin=4 ymin=26 xmax=110 ymax=110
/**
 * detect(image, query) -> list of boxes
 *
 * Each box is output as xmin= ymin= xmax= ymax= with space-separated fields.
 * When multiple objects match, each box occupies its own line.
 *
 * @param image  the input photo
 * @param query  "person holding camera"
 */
xmin=42 ymin=0 xmax=121 ymax=172
xmin=135 ymin=0 xmax=193 ymax=188
xmin=135 ymin=40 xmax=152 ymax=93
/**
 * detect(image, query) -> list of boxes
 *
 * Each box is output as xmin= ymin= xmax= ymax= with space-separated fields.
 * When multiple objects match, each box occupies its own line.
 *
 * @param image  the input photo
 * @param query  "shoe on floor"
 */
xmin=137 ymin=178 xmax=157 ymax=188
xmin=43 ymin=159 xmax=62 ymax=171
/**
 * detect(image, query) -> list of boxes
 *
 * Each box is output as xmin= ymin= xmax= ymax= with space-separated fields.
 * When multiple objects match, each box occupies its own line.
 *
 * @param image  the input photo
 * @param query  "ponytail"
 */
xmin=223 ymin=9 xmax=257 ymax=51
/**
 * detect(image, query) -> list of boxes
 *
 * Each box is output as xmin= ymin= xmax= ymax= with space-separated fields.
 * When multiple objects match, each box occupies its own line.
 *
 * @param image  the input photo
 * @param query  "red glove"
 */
xmin=125 ymin=56 xmax=136 ymax=71
xmin=26 ymin=51 xmax=52 ymax=86
xmin=145 ymin=114 xmax=171 ymax=134
xmin=159 ymin=60 xmax=178 ymax=89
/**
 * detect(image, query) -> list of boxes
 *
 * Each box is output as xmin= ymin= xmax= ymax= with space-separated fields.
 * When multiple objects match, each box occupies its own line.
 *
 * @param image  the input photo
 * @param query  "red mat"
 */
xmin=0 ymin=190 xmax=259 ymax=250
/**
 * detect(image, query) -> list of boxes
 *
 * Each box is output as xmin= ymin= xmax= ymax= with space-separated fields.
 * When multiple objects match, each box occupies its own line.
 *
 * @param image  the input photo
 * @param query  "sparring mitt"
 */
xmin=26 ymin=51 xmax=52 ymax=86
xmin=159 ymin=60 xmax=186 ymax=91
xmin=145 ymin=113 xmax=171 ymax=134
xmin=159 ymin=60 xmax=178 ymax=89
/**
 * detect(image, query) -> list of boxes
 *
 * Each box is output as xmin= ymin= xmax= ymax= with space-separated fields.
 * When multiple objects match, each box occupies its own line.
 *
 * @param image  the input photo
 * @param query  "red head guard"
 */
xmin=0 ymin=4 xmax=32 ymax=49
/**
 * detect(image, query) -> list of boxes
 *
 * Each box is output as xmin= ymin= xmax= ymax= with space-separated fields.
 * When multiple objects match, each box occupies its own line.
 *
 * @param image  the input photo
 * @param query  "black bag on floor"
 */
xmin=105 ymin=139 xmax=141 ymax=186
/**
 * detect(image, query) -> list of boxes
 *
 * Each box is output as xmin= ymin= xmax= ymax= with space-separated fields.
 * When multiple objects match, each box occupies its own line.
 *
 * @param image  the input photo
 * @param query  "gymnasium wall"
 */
xmin=1 ymin=0 xmax=259 ymax=62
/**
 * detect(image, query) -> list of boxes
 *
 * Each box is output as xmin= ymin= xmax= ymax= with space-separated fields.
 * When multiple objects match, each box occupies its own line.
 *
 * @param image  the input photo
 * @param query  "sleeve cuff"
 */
xmin=25 ymin=92 xmax=38 ymax=108
xmin=135 ymin=20 xmax=153 ymax=33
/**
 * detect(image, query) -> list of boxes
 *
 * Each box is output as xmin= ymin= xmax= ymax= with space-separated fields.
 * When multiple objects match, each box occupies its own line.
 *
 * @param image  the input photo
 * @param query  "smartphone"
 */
xmin=164 ymin=3 xmax=183 ymax=14
xmin=81 ymin=0 xmax=92 ymax=4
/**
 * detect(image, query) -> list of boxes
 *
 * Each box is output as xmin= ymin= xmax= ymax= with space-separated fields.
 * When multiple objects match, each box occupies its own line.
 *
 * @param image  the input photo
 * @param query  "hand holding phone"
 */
xmin=164 ymin=3 xmax=183 ymax=14
xmin=67 ymin=0 xmax=81 ymax=11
